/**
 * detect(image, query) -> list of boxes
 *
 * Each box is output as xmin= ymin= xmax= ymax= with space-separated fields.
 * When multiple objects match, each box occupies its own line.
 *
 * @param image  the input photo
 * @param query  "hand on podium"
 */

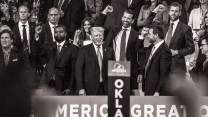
xmin=79 ymin=89 xmax=86 ymax=96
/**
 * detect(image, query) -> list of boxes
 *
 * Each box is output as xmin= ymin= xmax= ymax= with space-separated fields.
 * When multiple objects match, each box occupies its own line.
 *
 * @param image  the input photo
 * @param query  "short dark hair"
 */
xmin=54 ymin=25 xmax=67 ymax=33
xmin=0 ymin=29 xmax=14 ymax=40
xmin=123 ymin=9 xmax=135 ymax=20
xmin=169 ymin=2 xmax=182 ymax=12
xmin=202 ymin=38 xmax=208 ymax=45
xmin=149 ymin=24 xmax=164 ymax=39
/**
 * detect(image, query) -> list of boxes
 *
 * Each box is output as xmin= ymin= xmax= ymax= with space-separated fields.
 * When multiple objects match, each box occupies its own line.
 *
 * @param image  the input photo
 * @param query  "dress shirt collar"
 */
xmin=2 ymin=47 xmax=11 ymax=54
xmin=56 ymin=40 xmax=66 ymax=47
xmin=49 ymin=21 xmax=57 ymax=29
xmin=122 ymin=26 xmax=131 ymax=31
xmin=93 ymin=43 xmax=103 ymax=50
xmin=170 ymin=19 xmax=179 ymax=26
xmin=154 ymin=40 xmax=164 ymax=49
xmin=18 ymin=21 xmax=29 ymax=28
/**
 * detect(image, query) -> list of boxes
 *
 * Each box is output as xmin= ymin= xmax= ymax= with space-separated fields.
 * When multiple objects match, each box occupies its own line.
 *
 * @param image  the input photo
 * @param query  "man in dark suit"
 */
xmin=12 ymin=5 xmax=39 ymax=89
xmin=35 ymin=7 xmax=60 ymax=46
xmin=190 ymin=38 xmax=208 ymax=95
xmin=39 ymin=25 xmax=78 ymax=95
xmin=76 ymin=27 xmax=115 ymax=95
xmin=137 ymin=24 xmax=172 ymax=96
xmin=105 ymin=9 xmax=139 ymax=93
xmin=144 ymin=2 xmax=195 ymax=87
xmin=54 ymin=0 xmax=85 ymax=39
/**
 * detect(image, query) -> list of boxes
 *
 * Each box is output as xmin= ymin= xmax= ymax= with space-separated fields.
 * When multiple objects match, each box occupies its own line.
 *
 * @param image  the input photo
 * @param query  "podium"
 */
xmin=108 ymin=61 xmax=131 ymax=117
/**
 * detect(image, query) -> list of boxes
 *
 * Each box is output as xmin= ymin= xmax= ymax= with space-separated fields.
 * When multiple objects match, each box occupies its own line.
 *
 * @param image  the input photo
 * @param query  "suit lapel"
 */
xmin=0 ymin=50 xmax=6 ymax=69
xmin=49 ymin=42 xmax=57 ymax=65
xmin=164 ymin=23 xmax=169 ymax=36
xmin=46 ymin=23 xmax=54 ymax=43
xmin=56 ymin=41 xmax=69 ymax=63
xmin=15 ymin=25 xmax=22 ymax=43
xmin=102 ymin=45 xmax=107 ymax=67
xmin=7 ymin=50 xmax=14 ymax=68
xmin=150 ymin=42 xmax=165 ymax=61
xmin=126 ymin=29 xmax=133 ymax=53
xmin=169 ymin=21 xmax=183 ymax=47
xmin=89 ymin=44 xmax=99 ymax=66
xmin=143 ymin=45 xmax=153 ymax=70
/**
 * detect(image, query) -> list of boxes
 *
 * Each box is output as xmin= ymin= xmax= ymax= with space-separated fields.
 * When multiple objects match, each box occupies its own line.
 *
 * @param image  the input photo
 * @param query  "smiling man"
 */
xmin=76 ymin=27 xmax=115 ymax=95
xmin=105 ymin=9 xmax=140 ymax=94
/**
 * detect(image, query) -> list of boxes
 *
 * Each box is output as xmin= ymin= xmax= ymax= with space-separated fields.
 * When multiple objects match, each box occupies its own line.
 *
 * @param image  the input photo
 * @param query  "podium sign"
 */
xmin=108 ymin=61 xmax=130 ymax=117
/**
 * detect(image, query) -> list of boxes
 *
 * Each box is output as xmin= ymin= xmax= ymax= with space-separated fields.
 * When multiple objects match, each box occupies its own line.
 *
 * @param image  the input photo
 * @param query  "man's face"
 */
xmin=54 ymin=27 xmax=66 ymax=43
xmin=1 ymin=33 xmax=13 ymax=48
xmin=199 ymin=0 xmax=208 ymax=4
xmin=91 ymin=31 xmax=104 ymax=46
xmin=48 ymin=9 xmax=60 ymax=24
xmin=146 ymin=28 xmax=157 ymax=43
xmin=169 ymin=6 xmax=181 ymax=21
xmin=121 ymin=12 xmax=134 ymax=28
xmin=200 ymin=40 xmax=208 ymax=55
xmin=18 ymin=6 xmax=29 ymax=20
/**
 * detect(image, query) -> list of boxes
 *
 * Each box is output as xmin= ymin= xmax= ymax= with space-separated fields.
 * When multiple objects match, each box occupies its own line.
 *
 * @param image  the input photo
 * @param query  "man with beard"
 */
xmin=39 ymin=25 xmax=78 ymax=95
xmin=144 ymin=2 xmax=194 ymax=89
xmin=190 ymin=38 xmax=208 ymax=95
xmin=76 ymin=27 xmax=115 ymax=95
xmin=105 ymin=9 xmax=139 ymax=95
xmin=137 ymin=24 xmax=172 ymax=96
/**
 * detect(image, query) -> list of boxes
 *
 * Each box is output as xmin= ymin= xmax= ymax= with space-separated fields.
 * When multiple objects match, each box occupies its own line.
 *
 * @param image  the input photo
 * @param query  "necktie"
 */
xmin=22 ymin=25 xmax=29 ymax=56
xmin=4 ymin=53 xmax=10 ymax=66
xmin=97 ymin=46 xmax=103 ymax=82
xmin=22 ymin=25 xmax=27 ymax=43
xmin=145 ymin=46 xmax=156 ymax=77
xmin=165 ymin=23 xmax=174 ymax=46
xmin=57 ymin=44 xmax=61 ymax=54
xmin=120 ymin=29 xmax=127 ymax=61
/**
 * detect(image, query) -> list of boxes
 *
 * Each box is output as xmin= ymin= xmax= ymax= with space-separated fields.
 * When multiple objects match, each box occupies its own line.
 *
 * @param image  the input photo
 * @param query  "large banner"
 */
xmin=33 ymin=96 xmax=208 ymax=117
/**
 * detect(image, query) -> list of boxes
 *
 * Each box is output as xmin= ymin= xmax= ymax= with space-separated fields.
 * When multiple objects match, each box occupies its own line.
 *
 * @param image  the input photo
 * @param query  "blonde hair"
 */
xmin=90 ymin=27 xmax=105 ymax=35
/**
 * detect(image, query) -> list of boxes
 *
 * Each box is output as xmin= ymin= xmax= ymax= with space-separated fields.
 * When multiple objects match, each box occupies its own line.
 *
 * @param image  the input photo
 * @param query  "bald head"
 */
xmin=18 ymin=5 xmax=30 ymax=21
xmin=48 ymin=7 xmax=60 ymax=25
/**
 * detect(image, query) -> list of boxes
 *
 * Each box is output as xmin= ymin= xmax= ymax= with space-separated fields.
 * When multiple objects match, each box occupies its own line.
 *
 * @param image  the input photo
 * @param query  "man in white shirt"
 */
xmin=12 ymin=5 xmax=38 ymax=89
xmin=105 ymin=9 xmax=139 ymax=93
xmin=76 ymin=27 xmax=115 ymax=95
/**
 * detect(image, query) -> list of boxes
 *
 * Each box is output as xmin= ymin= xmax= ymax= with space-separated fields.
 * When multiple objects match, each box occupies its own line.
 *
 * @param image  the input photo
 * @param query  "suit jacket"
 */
xmin=190 ymin=56 xmax=208 ymax=95
xmin=0 ymin=48 xmax=24 ymax=76
xmin=12 ymin=22 xmax=38 ymax=67
xmin=54 ymin=0 xmax=85 ymax=39
xmin=144 ymin=12 xmax=195 ymax=74
xmin=105 ymin=26 xmax=139 ymax=89
xmin=140 ymin=42 xmax=172 ymax=95
xmin=40 ymin=41 xmax=78 ymax=92
xmin=38 ymin=22 xmax=54 ymax=45
xmin=76 ymin=44 xmax=115 ymax=95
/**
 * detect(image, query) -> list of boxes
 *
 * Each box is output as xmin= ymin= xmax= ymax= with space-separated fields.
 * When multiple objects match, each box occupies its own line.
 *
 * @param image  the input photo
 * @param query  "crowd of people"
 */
xmin=1 ymin=0 xmax=208 ymax=99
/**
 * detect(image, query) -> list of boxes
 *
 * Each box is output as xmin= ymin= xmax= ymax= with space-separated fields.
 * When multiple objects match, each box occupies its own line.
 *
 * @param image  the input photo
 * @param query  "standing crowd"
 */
xmin=1 ymin=0 xmax=208 ymax=98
